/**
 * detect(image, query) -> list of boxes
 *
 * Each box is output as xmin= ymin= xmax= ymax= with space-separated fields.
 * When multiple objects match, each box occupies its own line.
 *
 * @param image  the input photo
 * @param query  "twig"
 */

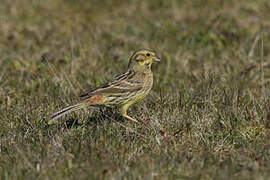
xmin=260 ymin=27 xmax=265 ymax=97
xmin=70 ymin=33 xmax=74 ymax=74
xmin=248 ymin=34 xmax=260 ymax=60
xmin=0 ymin=67 xmax=6 ymax=83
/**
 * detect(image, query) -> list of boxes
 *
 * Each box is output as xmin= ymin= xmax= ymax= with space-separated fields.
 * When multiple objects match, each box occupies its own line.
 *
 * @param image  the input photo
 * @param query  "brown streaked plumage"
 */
xmin=49 ymin=49 xmax=160 ymax=125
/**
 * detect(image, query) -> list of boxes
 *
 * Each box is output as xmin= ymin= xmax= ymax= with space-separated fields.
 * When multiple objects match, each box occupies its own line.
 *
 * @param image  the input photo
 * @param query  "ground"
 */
xmin=0 ymin=0 xmax=270 ymax=179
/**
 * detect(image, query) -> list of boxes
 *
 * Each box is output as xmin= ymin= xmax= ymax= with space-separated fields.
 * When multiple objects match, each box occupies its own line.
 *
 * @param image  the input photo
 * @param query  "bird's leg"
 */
xmin=121 ymin=105 xmax=139 ymax=124
xmin=121 ymin=105 xmax=152 ymax=131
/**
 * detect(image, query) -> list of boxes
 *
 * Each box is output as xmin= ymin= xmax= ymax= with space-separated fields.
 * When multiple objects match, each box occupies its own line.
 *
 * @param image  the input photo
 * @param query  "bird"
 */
xmin=48 ymin=49 xmax=160 ymax=125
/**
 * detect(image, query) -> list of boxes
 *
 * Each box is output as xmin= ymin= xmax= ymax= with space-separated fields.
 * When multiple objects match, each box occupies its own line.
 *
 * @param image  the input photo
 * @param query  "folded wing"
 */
xmin=79 ymin=69 xmax=143 ymax=101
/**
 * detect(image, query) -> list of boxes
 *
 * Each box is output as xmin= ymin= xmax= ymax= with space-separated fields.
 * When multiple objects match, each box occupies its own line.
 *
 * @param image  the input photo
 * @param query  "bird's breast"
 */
xmin=143 ymin=72 xmax=153 ymax=90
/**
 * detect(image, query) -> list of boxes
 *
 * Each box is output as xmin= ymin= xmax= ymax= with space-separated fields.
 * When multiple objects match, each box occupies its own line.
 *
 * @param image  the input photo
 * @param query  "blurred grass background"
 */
xmin=0 ymin=0 xmax=270 ymax=179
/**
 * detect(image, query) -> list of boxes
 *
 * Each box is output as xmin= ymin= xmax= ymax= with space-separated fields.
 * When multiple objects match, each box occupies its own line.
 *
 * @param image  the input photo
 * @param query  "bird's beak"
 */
xmin=153 ymin=56 xmax=161 ymax=62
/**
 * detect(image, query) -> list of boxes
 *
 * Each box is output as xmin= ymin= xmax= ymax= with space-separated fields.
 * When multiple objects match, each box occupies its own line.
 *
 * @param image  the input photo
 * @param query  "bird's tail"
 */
xmin=48 ymin=102 xmax=86 ymax=124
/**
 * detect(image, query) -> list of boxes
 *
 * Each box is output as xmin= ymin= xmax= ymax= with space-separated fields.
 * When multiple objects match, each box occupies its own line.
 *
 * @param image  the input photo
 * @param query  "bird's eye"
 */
xmin=146 ymin=53 xmax=151 ymax=57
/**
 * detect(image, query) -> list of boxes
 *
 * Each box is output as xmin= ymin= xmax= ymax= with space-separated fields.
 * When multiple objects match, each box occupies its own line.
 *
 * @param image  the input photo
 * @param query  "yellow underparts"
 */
xmin=138 ymin=61 xmax=145 ymax=66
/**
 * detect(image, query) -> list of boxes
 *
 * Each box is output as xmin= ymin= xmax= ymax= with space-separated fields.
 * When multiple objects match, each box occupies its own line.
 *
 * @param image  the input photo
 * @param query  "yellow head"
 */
xmin=128 ymin=49 xmax=160 ymax=71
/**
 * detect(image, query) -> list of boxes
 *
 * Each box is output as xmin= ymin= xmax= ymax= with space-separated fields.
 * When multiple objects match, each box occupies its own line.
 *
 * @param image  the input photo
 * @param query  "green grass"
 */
xmin=1 ymin=0 xmax=270 ymax=179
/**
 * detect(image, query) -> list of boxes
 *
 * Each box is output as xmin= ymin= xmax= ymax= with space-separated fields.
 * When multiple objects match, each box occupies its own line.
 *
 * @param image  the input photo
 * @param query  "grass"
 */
xmin=0 ymin=0 xmax=270 ymax=179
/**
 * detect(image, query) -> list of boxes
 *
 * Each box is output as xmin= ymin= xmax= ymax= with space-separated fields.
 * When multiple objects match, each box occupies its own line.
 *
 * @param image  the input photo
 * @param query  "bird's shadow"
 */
xmin=64 ymin=108 xmax=125 ymax=129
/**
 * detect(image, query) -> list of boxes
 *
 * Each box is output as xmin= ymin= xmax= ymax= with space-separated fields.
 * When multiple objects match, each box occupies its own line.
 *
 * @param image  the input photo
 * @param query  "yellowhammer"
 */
xmin=49 ymin=49 xmax=160 ymax=125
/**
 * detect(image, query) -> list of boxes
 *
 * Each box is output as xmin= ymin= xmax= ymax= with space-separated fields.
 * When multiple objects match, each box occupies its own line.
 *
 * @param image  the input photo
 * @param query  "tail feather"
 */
xmin=49 ymin=103 xmax=84 ymax=124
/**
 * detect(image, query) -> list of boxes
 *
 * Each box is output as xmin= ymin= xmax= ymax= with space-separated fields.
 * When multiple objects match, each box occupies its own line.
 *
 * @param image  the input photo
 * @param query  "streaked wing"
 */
xmin=79 ymin=69 xmax=143 ymax=101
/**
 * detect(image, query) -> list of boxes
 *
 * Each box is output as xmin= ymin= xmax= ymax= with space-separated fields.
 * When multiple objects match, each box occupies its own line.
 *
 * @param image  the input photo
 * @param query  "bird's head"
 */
xmin=128 ymin=49 xmax=160 ymax=71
